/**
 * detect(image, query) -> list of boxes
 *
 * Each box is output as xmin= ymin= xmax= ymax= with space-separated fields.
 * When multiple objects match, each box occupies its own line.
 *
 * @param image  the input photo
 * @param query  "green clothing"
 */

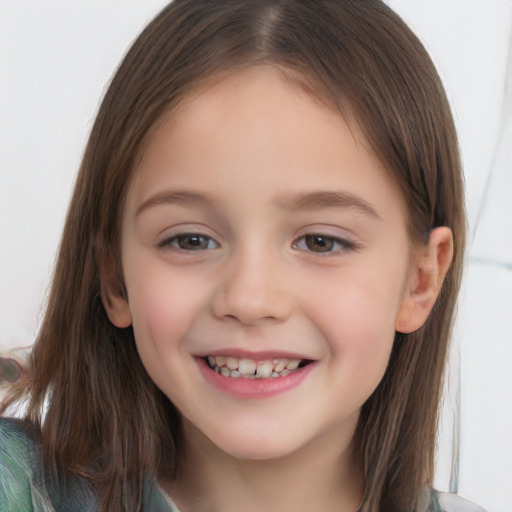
xmin=0 ymin=418 xmax=172 ymax=511
xmin=0 ymin=418 xmax=486 ymax=512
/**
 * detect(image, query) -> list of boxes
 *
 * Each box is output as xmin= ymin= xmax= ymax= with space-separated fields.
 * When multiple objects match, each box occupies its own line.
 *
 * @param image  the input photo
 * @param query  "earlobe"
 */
xmin=101 ymin=283 xmax=132 ymax=329
xmin=395 ymin=227 xmax=453 ymax=334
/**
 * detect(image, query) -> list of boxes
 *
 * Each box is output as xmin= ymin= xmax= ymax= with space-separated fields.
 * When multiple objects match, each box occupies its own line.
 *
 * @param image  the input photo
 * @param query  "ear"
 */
xmin=101 ymin=271 xmax=132 ymax=329
xmin=395 ymin=227 xmax=453 ymax=334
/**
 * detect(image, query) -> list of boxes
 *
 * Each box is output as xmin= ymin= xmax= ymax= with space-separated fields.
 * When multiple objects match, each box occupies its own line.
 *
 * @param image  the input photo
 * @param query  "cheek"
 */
xmin=303 ymin=261 xmax=406 ymax=381
xmin=309 ymin=268 xmax=403 ymax=343
xmin=321 ymin=287 xmax=397 ymax=402
xmin=123 ymin=259 xmax=205 ymax=353
xmin=125 ymin=272 xmax=204 ymax=395
xmin=330 ymin=296 xmax=396 ymax=379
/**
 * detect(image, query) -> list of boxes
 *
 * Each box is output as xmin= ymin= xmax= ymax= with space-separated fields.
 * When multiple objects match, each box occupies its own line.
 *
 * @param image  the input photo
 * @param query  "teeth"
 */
xmin=206 ymin=355 xmax=306 ymax=379
xmin=256 ymin=361 xmax=273 ymax=378
xmin=226 ymin=357 xmax=238 ymax=370
xmin=273 ymin=359 xmax=288 ymax=372
xmin=286 ymin=360 xmax=300 ymax=371
xmin=238 ymin=359 xmax=257 ymax=377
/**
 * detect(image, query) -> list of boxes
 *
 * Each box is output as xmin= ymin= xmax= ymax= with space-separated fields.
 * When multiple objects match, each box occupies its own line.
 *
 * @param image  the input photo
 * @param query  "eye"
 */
xmin=293 ymin=234 xmax=357 ymax=254
xmin=159 ymin=233 xmax=219 ymax=251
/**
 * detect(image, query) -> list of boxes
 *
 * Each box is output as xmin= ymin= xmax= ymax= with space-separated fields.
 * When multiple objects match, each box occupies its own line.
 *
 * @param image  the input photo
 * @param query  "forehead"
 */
xmin=165 ymin=66 xmax=362 ymax=146
xmin=127 ymin=66 xmax=407 ymax=224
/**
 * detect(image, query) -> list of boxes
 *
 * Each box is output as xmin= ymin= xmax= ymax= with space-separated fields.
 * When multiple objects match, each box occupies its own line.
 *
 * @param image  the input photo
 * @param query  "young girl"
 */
xmin=0 ymin=1 xmax=486 ymax=511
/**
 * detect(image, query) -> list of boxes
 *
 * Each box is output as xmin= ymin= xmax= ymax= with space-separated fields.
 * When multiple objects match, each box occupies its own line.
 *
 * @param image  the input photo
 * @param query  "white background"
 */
xmin=1 ymin=1 xmax=511 ymax=511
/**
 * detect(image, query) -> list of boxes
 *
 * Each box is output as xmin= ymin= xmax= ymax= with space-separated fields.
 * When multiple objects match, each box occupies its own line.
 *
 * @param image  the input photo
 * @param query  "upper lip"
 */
xmin=193 ymin=348 xmax=317 ymax=361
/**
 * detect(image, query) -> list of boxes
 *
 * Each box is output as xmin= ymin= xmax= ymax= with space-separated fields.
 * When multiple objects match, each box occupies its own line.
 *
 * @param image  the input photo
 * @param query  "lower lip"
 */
xmin=196 ymin=358 xmax=316 ymax=399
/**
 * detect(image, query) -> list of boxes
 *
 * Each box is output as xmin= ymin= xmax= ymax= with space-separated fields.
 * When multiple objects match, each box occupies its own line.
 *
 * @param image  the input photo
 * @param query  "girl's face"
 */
xmin=110 ymin=67 xmax=422 ymax=461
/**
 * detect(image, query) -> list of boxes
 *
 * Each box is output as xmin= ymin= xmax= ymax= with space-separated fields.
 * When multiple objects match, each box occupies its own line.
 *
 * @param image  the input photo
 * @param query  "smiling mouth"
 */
xmin=204 ymin=355 xmax=313 ymax=379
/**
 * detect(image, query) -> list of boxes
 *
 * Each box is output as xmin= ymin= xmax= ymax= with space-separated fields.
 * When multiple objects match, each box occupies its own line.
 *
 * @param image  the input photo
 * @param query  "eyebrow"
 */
xmin=136 ymin=189 xmax=381 ymax=220
xmin=276 ymin=191 xmax=381 ymax=219
xmin=136 ymin=190 xmax=215 ymax=216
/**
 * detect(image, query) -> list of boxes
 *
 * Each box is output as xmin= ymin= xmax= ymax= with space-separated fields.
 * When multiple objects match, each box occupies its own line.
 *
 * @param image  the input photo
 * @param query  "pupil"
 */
xmin=180 ymin=235 xmax=207 ymax=250
xmin=306 ymin=235 xmax=333 ymax=252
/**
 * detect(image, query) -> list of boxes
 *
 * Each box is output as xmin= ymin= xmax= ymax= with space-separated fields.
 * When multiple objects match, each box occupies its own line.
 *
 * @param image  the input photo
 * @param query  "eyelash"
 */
xmin=292 ymin=234 xmax=359 ymax=255
xmin=158 ymin=232 xmax=358 ymax=255
xmin=158 ymin=233 xmax=219 ymax=251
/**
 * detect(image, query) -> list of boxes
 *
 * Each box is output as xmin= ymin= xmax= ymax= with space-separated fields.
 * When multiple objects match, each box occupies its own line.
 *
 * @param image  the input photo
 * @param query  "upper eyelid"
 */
xmin=293 ymin=234 xmax=357 ymax=247
xmin=157 ymin=231 xmax=220 ymax=250
xmin=294 ymin=220 xmax=358 ymax=236
xmin=292 ymin=226 xmax=358 ymax=243
xmin=157 ymin=226 xmax=219 ymax=241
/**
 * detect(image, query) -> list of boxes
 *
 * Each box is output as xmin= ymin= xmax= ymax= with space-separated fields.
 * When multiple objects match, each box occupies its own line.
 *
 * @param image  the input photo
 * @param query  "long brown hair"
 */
xmin=3 ymin=1 xmax=465 ymax=511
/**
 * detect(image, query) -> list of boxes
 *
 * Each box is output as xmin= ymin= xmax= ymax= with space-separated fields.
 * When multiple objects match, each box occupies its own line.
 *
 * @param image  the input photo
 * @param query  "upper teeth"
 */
xmin=207 ymin=356 xmax=302 ymax=379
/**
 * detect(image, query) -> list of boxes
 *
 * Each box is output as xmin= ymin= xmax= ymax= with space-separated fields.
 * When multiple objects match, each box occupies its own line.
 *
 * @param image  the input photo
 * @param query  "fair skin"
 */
xmin=105 ymin=67 xmax=452 ymax=512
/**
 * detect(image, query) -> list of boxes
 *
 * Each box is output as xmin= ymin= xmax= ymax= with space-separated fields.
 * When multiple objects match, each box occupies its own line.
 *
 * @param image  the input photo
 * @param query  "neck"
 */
xmin=166 ymin=416 xmax=364 ymax=512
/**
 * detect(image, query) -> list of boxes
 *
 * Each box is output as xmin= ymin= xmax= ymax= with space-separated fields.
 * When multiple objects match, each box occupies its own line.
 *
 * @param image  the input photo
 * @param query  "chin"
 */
xmin=207 ymin=427 xmax=304 ymax=462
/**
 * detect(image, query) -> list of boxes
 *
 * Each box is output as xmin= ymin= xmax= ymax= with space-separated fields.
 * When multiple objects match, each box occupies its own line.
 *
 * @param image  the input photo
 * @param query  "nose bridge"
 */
xmin=213 ymin=241 xmax=291 ymax=325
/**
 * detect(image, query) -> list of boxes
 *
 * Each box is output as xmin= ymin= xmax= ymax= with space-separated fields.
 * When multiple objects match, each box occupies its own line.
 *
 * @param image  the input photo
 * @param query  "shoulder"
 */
xmin=0 ymin=417 xmax=97 ymax=512
xmin=427 ymin=489 xmax=488 ymax=512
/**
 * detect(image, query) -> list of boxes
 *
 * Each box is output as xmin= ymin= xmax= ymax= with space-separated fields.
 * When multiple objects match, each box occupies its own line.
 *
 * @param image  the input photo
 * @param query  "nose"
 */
xmin=212 ymin=248 xmax=292 ymax=326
